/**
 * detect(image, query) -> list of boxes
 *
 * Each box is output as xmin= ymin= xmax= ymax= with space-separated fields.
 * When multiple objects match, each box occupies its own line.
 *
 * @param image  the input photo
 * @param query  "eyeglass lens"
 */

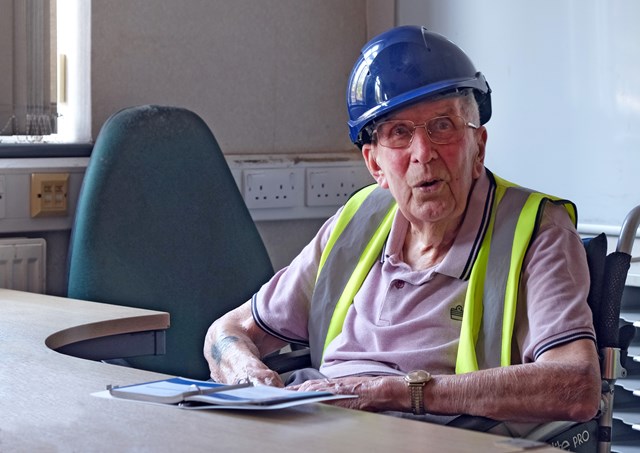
xmin=375 ymin=116 xmax=468 ymax=148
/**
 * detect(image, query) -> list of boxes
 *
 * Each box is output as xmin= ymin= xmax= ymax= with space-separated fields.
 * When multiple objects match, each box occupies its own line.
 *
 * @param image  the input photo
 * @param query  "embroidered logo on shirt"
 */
xmin=450 ymin=305 xmax=463 ymax=321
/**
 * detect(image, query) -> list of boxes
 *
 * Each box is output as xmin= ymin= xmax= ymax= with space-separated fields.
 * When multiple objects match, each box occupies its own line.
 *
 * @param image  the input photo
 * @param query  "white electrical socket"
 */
xmin=242 ymin=169 xmax=298 ymax=209
xmin=306 ymin=167 xmax=374 ymax=207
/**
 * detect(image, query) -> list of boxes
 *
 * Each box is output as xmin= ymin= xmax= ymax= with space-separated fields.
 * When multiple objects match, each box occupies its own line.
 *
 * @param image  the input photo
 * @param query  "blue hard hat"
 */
xmin=347 ymin=26 xmax=492 ymax=146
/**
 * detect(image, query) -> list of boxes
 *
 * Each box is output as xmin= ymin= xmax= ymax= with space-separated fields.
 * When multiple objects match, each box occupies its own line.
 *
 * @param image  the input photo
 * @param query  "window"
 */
xmin=0 ymin=0 xmax=91 ymax=144
xmin=0 ymin=0 xmax=57 ymax=137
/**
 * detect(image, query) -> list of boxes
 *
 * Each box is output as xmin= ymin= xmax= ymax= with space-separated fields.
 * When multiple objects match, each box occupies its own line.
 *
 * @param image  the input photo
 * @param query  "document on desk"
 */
xmin=97 ymin=377 xmax=356 ymax=410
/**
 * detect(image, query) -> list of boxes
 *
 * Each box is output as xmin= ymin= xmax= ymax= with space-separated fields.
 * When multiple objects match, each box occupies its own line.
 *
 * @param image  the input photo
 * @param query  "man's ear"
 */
xmin=472 ymin=127 xmax=488 ymax=179
xmin=362 ymin=144 xmax=387 ymax=187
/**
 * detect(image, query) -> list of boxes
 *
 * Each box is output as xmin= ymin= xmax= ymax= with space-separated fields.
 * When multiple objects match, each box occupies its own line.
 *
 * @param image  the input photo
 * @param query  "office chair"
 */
xmin=67 ymin=105 xmax=274 ymax=380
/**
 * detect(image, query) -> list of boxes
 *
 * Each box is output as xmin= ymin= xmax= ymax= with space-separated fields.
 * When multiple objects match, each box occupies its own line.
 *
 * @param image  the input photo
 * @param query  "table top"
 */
xmin=0 ymin=289 xmax=561 ymax=452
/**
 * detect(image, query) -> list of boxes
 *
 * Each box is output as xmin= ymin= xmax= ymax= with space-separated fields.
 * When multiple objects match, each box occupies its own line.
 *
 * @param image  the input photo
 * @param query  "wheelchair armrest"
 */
xmin=263 ymin=348 xmax=312 ymax=374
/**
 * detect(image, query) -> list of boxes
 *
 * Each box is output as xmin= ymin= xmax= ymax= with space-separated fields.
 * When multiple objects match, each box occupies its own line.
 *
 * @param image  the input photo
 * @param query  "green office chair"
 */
xmin=67 ymin=105 xmax=274 ymax=380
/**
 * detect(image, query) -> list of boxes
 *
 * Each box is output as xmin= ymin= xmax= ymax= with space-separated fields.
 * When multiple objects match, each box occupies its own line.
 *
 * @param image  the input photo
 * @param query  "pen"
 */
xmin=187 ymin=382 xmax=253 ymax=397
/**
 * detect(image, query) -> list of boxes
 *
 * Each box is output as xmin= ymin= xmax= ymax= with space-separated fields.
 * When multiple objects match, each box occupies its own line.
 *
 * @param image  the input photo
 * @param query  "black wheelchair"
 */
xmin=266 ymin=204 xmax=640 ymax=453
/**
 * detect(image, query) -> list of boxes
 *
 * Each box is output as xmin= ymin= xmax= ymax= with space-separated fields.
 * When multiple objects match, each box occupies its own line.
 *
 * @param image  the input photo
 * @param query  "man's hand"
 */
xmin=204 ymin=300 xmax=287 ymax=387
xmin=208 ymin=336 xmax=284 ymax=387
xmin=288 ymin=375 xmax=407 ymax=412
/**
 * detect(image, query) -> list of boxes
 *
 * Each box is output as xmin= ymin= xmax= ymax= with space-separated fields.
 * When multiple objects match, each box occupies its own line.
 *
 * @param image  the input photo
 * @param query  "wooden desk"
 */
xmin=0 ymin=289 xmax=560 ymax=452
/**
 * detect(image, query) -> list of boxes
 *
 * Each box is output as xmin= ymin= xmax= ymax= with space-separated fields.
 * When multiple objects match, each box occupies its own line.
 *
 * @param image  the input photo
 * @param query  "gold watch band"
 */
xmin=404 ymin=370 xmax=431 ymax=415
xmin=408 ymin=383 xmax=426 ymax=415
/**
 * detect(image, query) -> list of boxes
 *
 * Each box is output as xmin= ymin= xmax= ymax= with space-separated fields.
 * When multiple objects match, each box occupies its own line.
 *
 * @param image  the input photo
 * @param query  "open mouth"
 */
xmin=417 ymin=179 xmax=442 ymax=188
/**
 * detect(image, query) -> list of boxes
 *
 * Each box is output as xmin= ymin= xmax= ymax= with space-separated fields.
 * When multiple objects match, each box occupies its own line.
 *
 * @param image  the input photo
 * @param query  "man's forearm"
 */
xmin=291 ymin=339 xmax=601 ymax=423
xmin=207 ymin=330 xmax=266 ymax=380
xmin=210 ymin=335 xmax=240 ymax=365
xmin=203 ymin=300 xmax=286 ymax=386
xmin=426 ymin=343 xmax=601 ymax=422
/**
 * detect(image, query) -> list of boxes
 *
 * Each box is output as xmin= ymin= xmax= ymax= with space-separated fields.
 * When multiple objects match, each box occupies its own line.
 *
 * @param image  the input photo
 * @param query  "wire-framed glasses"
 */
xmin=373 ymin=115 xmax=479 ymax=149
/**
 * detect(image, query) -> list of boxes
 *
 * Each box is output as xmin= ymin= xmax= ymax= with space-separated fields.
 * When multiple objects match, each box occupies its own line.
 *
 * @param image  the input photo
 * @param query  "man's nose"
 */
xmin=410 ymin=126 xmax=437 ymax=162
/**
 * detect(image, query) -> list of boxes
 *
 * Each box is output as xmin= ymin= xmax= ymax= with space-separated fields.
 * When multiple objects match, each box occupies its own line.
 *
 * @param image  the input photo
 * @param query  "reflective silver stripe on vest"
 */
xmin=308 ymin=187 xmax=395 ymax=368
xmin=475 ymin=186 xmax=533 ymax=369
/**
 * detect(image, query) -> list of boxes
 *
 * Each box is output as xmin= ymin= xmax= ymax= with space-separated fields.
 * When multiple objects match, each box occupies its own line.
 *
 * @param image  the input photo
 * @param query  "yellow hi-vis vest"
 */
xmin=307 ymin=170 xmax=577 ymax=372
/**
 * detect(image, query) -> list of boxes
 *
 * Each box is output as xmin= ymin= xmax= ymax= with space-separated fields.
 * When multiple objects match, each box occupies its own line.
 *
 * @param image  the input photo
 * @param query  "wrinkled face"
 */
xmin=362 ymin=96 xmax=487 ymax=228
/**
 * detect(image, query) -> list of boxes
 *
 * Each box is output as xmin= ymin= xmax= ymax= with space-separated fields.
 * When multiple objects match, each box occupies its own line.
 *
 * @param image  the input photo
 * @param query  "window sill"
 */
xmin=0 ymin=143 xmax=92 ymax=158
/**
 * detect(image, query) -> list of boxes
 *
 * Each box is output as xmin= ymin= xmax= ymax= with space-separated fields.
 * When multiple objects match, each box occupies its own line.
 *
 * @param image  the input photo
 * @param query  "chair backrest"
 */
xmin=67 ymin=105 xmax=274 ymax=380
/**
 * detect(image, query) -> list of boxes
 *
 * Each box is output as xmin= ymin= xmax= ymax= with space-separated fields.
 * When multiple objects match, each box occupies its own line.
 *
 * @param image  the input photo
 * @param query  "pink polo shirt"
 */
xmin=252 ymin=169 xmax=595 ymax=378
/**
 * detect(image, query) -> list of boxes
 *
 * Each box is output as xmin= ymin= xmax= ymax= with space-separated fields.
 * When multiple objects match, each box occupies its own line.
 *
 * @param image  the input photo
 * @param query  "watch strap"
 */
xmin=408 ymin=382 xmax=426 ymax=415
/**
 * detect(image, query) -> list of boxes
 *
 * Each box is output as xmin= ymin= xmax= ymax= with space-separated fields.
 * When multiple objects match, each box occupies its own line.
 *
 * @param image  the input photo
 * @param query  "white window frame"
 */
xmin=55 ymin=0 xmax=91 ymax=143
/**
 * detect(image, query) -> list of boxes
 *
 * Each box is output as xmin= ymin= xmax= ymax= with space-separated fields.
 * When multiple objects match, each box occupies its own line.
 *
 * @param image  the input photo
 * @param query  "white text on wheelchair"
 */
xmin=549 ymin=428 xmax=591 ymax=451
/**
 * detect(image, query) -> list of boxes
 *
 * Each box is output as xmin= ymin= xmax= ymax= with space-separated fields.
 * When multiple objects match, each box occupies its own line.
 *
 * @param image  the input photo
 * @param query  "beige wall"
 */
xmin=91 ymin=0 xmax=367 ymax=154
xmin=90 ymin=0 xmax=375 ymax=270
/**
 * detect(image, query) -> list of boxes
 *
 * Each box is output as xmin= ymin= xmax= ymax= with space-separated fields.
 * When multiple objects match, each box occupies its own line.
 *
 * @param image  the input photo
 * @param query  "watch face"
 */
xmin=406 ymin=370 xmax=431 ymax=383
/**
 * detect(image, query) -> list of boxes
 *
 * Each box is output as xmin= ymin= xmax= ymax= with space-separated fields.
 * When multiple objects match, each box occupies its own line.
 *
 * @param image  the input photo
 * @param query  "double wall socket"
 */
xmin=226 ymin=153 xmax=374 ymax=220
xmin=306 ymin=166 xmax=374 ymax=207
xmin=242 ymin=169 xmax=300 ymax=209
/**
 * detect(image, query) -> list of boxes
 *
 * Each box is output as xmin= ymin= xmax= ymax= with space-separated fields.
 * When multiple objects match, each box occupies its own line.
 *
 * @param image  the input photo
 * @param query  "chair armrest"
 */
xmin=263 ymin=348 xmax=312 ymax=374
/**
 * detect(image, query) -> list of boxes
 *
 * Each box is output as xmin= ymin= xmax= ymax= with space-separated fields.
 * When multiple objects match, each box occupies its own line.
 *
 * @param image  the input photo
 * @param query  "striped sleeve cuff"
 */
xmin=251 ymin=294 xmax=310 ymax=347
xmin=533 ymin=331 xmax=596 ymax=361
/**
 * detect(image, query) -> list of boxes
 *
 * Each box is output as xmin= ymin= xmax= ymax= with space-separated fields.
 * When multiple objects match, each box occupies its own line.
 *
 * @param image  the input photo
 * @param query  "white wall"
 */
xmin=396 ymin=0 xmax=640 ymax=232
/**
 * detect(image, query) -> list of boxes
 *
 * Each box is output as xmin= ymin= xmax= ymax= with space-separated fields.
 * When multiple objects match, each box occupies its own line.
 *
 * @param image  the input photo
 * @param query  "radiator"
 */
xmin=0 ymin=238 xmax=46 ymax=293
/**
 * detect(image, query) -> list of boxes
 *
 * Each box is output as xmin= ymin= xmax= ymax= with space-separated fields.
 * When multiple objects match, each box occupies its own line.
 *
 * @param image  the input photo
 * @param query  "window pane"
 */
xmin=0 ymin=0 xmax=57 ymax=137
xmin=0 ymin=0 xmax=14 ymax=135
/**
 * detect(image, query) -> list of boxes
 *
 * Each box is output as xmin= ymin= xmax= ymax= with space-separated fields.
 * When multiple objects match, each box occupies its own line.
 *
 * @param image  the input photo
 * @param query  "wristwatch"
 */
xmin=404 ymin=370 xmax=431 ymax=415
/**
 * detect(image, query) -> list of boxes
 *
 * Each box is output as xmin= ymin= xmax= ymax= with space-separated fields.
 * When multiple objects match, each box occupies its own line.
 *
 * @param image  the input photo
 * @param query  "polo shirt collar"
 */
xmin=382 ymin=168 xmax=495 ymax=281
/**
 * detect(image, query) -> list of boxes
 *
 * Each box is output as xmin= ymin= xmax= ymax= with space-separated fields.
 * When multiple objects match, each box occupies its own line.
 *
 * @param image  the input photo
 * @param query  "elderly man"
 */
xmin=204 ymin=26 xmax=600 ymax=432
